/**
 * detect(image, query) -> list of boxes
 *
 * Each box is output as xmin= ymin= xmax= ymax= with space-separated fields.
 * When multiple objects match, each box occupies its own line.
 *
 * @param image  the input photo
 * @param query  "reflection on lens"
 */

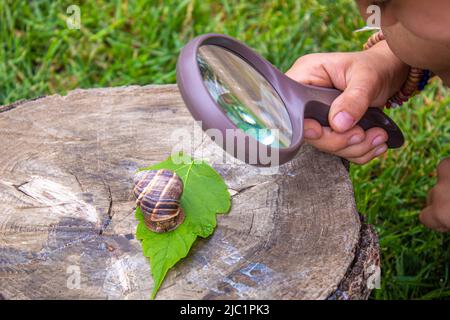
xmin=197 ymin=45 xmax=292 ymax=148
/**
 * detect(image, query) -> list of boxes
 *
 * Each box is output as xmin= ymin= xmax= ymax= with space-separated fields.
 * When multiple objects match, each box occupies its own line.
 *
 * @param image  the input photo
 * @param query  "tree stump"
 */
xmin=0 ymin=85 xmax=379 ymax=300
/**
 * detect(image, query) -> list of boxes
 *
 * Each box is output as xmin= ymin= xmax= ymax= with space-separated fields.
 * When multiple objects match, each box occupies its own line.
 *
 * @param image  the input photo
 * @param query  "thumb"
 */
xmin=328 ymin=71 xmax=378 ymax=133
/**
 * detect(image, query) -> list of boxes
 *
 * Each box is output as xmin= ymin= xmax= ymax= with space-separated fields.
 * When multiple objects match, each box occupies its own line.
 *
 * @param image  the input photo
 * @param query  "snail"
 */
xmin=133 ymin=169 xmax=185 ymax=233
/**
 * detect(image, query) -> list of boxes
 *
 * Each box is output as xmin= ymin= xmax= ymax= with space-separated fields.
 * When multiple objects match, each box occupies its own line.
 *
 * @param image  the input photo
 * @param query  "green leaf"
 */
xmin=135 ymin=208 xmax=197 ymax=298
xmin=135 ymin=153 xmax=231 ymax=299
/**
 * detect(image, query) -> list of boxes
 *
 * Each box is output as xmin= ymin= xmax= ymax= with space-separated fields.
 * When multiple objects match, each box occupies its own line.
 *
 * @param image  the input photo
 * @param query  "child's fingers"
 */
xmin=335 ymin=127 xmax=388 ymax=159
xmin=427 ymin=185 xmax=435 ymax=206
xmin=437 ymin=157 xmax=450 ymax=182
xmin=285 ymin=54 xmax=334 ymax=88
xmin=419 ymin=206 xmax=449 ymax=232
xmin=328 ymin=68 xmax=379 ymax=132
xmin=303 ymin=118 xmax=323 ymax=140
xmin=305 ymin=125 xmax=365 ymax=153
xmin=421 ymin=183 xmax=450 ymax=232
xmin=346 ymin=143 xmax=388 ymax=165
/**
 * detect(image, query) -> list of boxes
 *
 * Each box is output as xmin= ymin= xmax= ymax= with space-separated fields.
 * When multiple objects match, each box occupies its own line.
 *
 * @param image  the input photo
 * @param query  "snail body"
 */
xmin=133 ymin=169 xmax=185 ymax=233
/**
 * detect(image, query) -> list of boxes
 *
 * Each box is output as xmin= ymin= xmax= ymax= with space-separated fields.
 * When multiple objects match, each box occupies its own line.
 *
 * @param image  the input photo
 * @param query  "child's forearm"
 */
xmin=365 ymin=40 xmax=410 ymax=99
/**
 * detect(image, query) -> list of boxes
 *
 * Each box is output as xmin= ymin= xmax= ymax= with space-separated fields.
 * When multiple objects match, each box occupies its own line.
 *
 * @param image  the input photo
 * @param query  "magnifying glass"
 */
xmin=176 ymin=34 xmax=404 ymax=166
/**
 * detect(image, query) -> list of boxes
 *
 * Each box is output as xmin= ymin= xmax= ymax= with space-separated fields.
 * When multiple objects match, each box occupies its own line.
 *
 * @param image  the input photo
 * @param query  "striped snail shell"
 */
xmin=133 ymin=169 xmax=185 ymax=233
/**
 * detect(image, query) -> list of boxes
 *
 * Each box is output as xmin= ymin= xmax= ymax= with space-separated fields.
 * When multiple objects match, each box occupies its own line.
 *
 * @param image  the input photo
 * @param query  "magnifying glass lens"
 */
xmin=197 ymin=45 xmax=292 ymax=148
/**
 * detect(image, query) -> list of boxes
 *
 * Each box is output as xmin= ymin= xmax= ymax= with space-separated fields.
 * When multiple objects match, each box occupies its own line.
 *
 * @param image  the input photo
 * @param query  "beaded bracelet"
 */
xmin=363 ymin=30 xmax=432 ymax=108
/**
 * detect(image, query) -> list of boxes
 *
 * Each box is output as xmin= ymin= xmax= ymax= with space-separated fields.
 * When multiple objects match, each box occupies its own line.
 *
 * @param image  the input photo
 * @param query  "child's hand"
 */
xmin=286 ymin=41 xmax=409 ymax=164
xmin=420 ymin=158 xmax=450 ymax=232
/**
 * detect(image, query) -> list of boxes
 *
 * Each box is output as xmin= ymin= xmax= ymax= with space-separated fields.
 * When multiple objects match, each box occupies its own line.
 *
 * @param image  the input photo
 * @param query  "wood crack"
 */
xmin=230 ymin=184 xmax=259 ymax=199
xmin=99 ymin=185 xmax=113 ymax=235
xmin=247 ymin=211 xmax=255 ymax=236
xmin=0 ymin=96 xmax=46 ymax=113
xmin=12 ymin=182 xmax=36 ymax=201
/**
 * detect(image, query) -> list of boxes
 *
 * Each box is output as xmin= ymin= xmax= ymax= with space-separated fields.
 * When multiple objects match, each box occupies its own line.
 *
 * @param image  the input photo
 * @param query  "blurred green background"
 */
xmin=1 ymin=0 xmax=449 ymax=299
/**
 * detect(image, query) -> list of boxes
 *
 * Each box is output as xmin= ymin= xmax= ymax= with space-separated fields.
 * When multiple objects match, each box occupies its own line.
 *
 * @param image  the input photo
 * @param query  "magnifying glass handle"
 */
xmin=303 ymin=88 xmax=404 ymax=148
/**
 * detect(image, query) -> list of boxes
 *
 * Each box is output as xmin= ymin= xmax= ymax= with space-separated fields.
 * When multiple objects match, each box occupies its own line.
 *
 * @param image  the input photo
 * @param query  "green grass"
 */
xmin=1 ymin=0 xmax=449 ymax=299
xmin=353 ymin=86 xmax=450 ymax=299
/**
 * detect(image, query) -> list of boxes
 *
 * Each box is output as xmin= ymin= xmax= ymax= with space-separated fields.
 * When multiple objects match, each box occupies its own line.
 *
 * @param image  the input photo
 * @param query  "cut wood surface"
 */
xmin=0 ymin=85 xmax=379 ymax=300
